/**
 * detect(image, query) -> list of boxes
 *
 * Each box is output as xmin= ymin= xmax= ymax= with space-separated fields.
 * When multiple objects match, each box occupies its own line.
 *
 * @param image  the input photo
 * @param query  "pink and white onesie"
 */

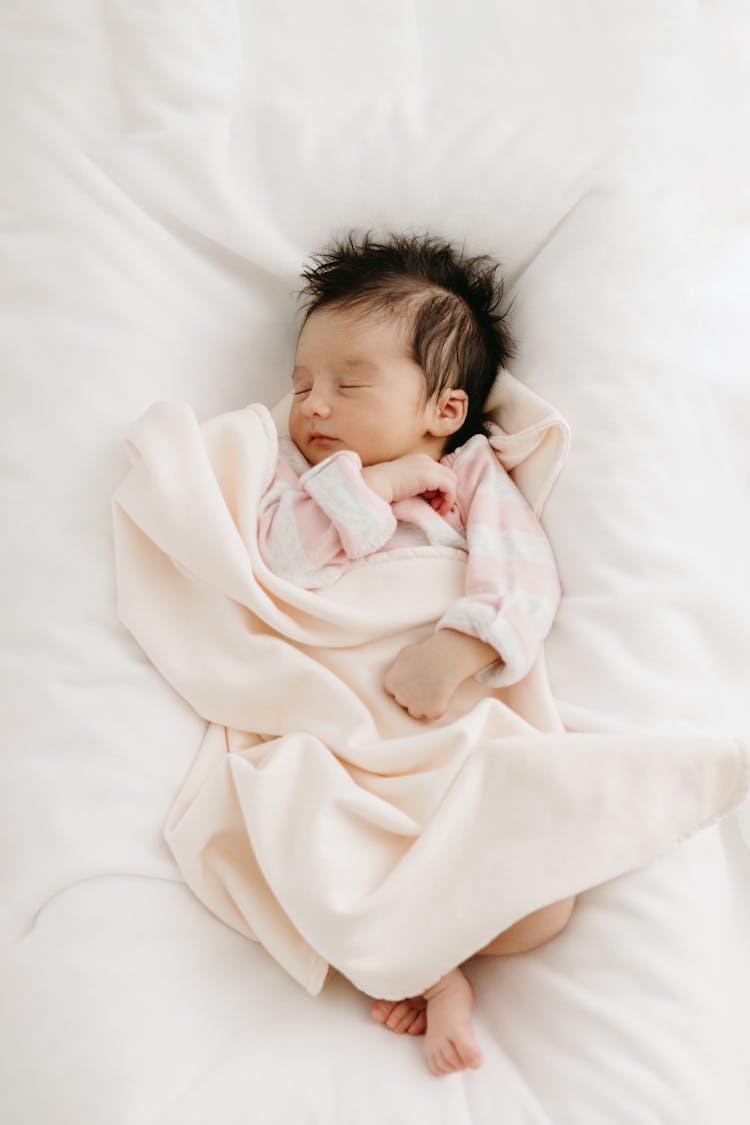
xmin=258 ymin=433 xmax=561 ymax=687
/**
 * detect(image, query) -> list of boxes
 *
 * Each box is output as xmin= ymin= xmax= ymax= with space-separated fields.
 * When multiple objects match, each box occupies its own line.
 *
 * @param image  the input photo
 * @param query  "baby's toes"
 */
xmin=426 ymin=1047 xmax=448 ymax=1076
xmin=371 ymin=999 xmax=397 ymax=1024
xmin=442 ymin=1041 xmax=464 ymax=1072
xmin=458 ymin=1039 xmax=484 ymax=1069
xmin=424 ymin=1038 xmax=452 ymax=1075
xmin=399 ymin=1007 xmax=426 ymax=1034
xmin=386 ymin=1001 xmax=413 ymax=1032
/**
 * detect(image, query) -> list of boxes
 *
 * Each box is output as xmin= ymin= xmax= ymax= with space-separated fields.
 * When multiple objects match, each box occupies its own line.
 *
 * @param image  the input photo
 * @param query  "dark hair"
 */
xmin=298 ymin=231 xmax=515 ymax=453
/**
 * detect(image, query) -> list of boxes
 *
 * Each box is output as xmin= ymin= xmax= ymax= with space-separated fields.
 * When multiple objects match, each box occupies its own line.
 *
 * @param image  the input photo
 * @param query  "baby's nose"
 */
xmin=302 ymin=389 xmax=331 ymax=417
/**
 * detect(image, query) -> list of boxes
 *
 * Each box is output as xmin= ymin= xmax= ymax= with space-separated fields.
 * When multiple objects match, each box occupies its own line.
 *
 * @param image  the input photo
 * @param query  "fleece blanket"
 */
xmin=112 ymin=373 xmax=750 ymax=1001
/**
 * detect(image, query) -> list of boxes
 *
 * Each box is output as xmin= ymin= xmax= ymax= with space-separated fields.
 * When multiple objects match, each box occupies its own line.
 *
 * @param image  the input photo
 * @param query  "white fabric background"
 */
xmin=2 ymin=2 xmax=750 ymax=1122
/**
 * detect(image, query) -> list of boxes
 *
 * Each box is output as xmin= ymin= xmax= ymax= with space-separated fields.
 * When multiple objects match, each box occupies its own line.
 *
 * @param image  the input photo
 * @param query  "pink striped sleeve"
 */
xmin=257 ymin=446 xmax=396 ymax=588
xmin=436 ymin=435 xmax=561 ymax=686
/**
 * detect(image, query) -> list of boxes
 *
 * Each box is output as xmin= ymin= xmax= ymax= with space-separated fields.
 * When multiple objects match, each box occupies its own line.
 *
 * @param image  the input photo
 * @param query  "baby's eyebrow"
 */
xmin=339 ymin=357 xmax=378 ymax=372
xmin=292 ymin=359 xmax=378 ymax=380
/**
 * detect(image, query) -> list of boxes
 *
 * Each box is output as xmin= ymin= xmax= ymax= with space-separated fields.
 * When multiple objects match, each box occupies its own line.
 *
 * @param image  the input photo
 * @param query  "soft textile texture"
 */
xmin=112 ymin=375 xmax=749 ymax=1000
xmin=4 ymin=3 xmax=750 ymax=1121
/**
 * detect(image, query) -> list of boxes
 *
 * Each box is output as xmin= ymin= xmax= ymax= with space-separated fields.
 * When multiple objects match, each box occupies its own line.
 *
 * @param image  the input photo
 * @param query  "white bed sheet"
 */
xmin=2 ymin=2 xmax=750 ymax=1122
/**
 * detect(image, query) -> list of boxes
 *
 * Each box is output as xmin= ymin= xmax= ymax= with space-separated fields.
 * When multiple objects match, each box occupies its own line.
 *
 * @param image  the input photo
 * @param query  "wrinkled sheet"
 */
xmin=3 ymin=1 xmax=750 ymax=1122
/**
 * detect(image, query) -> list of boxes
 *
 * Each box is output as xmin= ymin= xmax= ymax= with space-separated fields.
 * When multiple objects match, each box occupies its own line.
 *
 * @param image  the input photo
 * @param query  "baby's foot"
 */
xmin=422 ymin=968 xmax=483 ymax=1076
xmin=370 ymin=995 xmax=427 ymax=1035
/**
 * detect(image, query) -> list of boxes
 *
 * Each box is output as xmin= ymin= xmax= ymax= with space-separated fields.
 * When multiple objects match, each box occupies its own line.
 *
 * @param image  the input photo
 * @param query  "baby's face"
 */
xmin=289 ymin=306 xmax=439 ymax=467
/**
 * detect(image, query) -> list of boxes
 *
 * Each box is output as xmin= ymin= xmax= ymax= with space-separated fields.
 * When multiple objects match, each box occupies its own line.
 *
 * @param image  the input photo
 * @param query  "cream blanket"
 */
xmin=112 ymin=374 xmax=750 ymax=1000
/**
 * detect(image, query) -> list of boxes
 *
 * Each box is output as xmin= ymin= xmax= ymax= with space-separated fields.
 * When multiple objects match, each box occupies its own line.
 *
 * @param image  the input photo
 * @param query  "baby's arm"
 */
xmin=259 ymin=448 xmax=458 ymax=588
xmin=385 ymin=437 xmax=561 ymax=718
xmin=258 ymin=447 xmax=397 ymax=587
xmin=436 ymin=438 xmax=561 ymax=688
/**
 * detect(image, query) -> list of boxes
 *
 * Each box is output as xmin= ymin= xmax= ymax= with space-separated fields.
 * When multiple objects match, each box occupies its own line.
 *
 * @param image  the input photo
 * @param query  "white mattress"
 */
xmin=2 ymin=3 xmax=750 ymax=1122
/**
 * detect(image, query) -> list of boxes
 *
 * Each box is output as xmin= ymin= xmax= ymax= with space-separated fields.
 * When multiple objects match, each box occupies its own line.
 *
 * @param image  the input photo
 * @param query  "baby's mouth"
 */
xmin=308 ymin=432 xmax=340 ymax=445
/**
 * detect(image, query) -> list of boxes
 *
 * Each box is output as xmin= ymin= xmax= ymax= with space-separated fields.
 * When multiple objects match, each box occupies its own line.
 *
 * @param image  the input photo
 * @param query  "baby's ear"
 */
xmin=430 ymin=388 xmax=468 ymax=437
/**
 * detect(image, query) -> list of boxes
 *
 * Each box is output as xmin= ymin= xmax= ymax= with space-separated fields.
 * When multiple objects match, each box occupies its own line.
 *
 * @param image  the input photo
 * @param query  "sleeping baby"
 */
xmin=257 ymin=231 xmax=576 ymax=1077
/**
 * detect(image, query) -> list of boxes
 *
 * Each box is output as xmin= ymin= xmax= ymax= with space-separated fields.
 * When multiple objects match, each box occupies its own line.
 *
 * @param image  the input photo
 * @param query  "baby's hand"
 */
xmin=362 ymin=455 xmax=457 ymax=516
xmin=384 ymin=637 xmax=459 ymax=720
xmin=384 ymin=630 xmax=499 ymax=721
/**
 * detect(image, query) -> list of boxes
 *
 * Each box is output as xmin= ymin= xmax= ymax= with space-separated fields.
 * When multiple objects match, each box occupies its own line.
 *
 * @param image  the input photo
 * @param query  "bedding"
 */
xmin=3 ymin=1 xmax=750 ymax=1123
xmin=112 ymin=382 xmax=748 ymax=1002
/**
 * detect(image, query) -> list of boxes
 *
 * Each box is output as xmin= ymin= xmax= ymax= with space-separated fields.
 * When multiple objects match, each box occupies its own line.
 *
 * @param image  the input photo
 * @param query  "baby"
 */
xmin=258 ymin=232 xmax=575 ymax=1076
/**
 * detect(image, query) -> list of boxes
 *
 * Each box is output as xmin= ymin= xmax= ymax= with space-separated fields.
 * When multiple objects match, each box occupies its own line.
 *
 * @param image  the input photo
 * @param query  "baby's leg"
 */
xmin=418 ymin=899 xmax=574 ymax=1076
xmin=370 ymin=897 xmax=575 ymax=1075
xmin=475 ymin=895 xmax=576 ymax=957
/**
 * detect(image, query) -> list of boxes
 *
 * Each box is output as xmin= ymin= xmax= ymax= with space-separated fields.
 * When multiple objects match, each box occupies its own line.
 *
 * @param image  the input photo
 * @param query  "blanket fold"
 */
xmin=113 ymin=375 xmax=750 ymax=999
